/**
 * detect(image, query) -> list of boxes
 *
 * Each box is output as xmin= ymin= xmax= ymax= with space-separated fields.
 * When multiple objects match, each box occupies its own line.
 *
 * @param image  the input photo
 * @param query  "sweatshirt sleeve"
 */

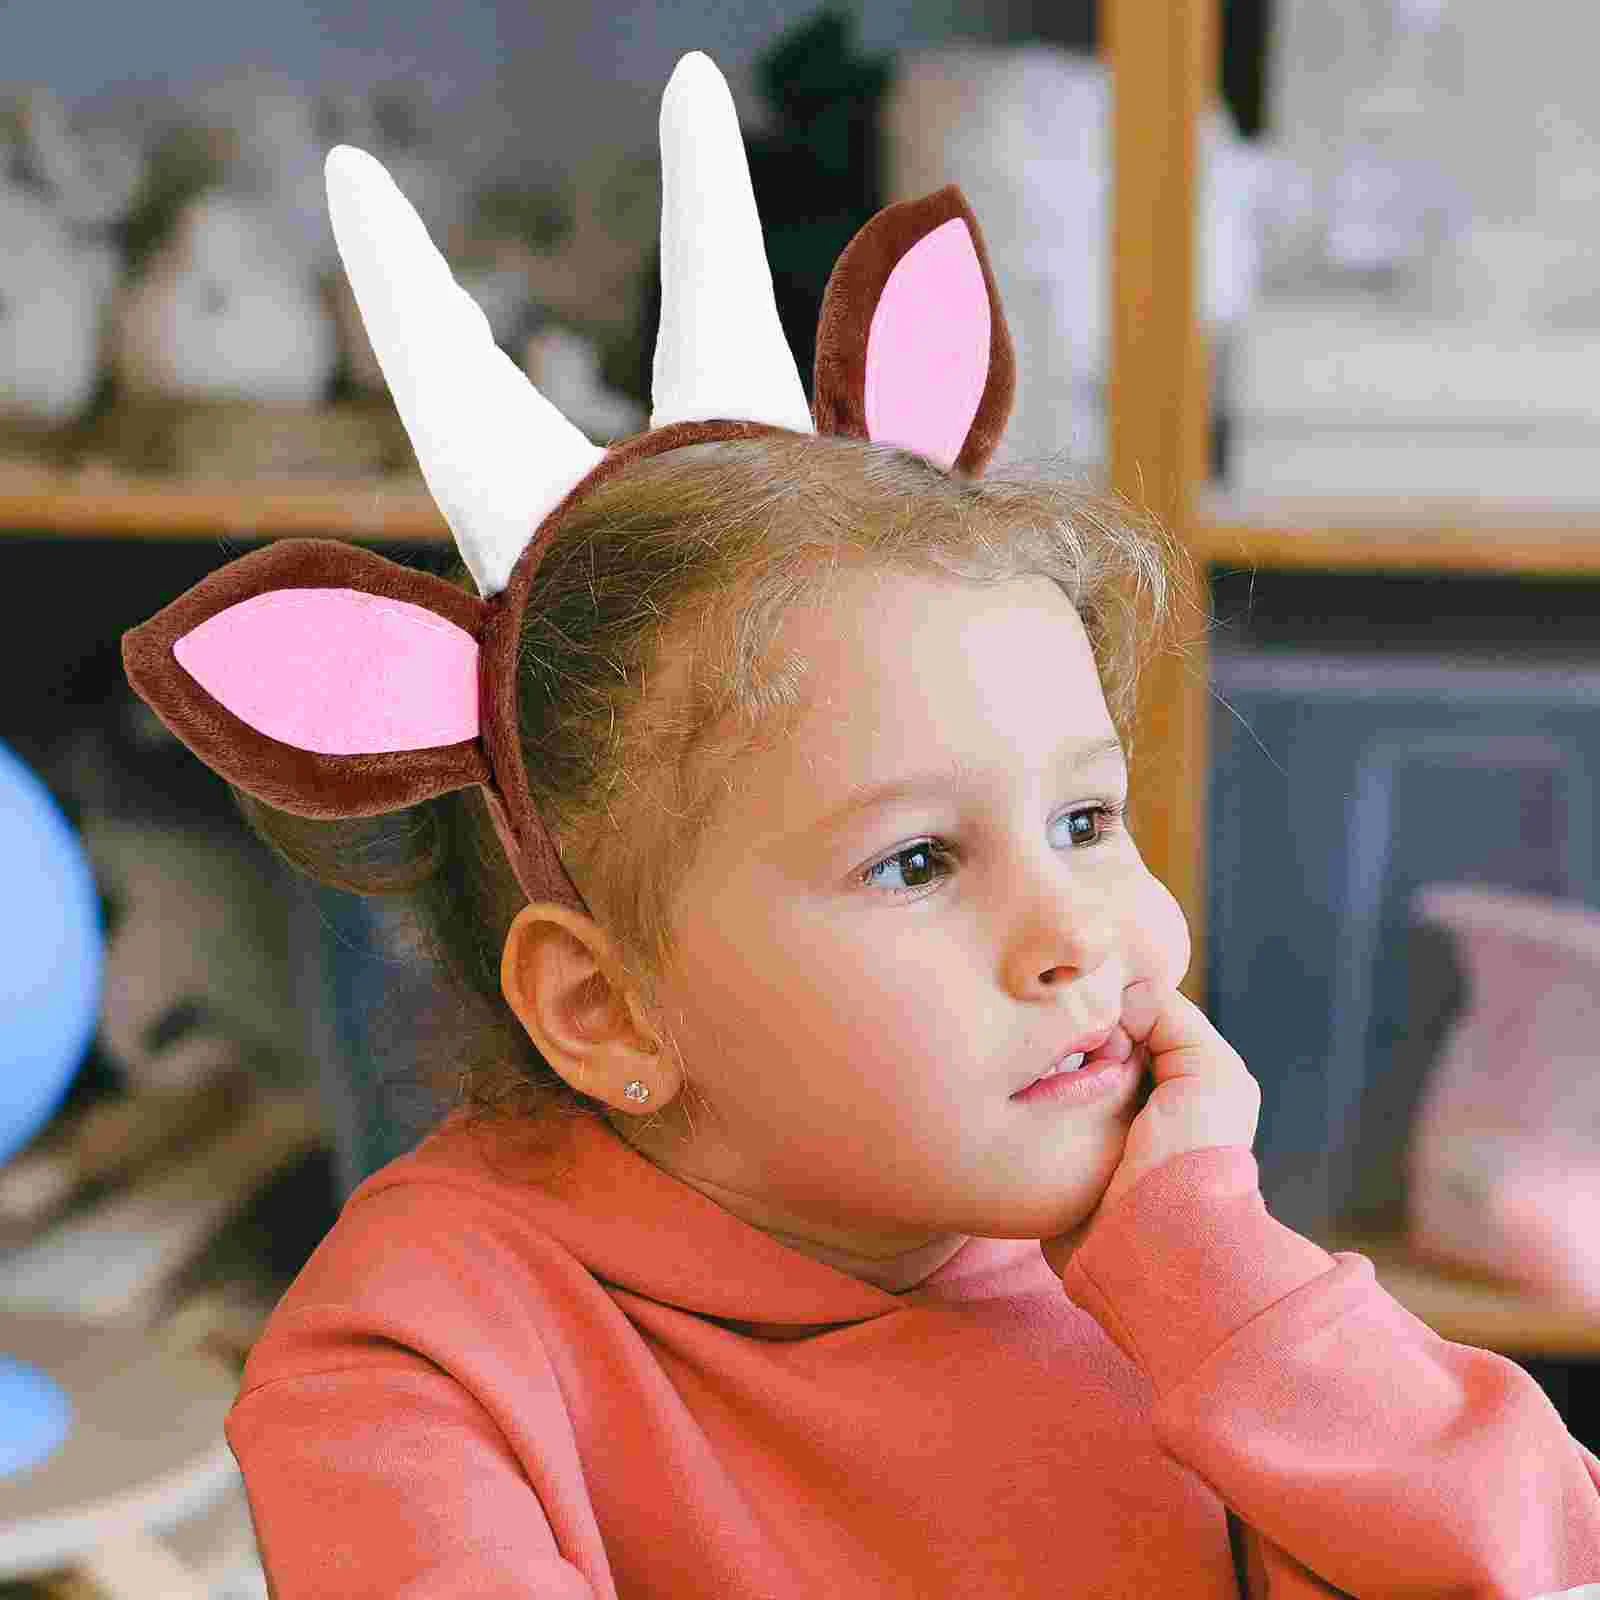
xmin=1058 ymin=1145 xmax=1600 ymax=1597
xmin=225 ymin=1360 xmax=597 ymax=1599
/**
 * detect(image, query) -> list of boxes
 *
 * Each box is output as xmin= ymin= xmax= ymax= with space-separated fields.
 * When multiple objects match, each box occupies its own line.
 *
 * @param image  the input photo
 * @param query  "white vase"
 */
xmin=880 ymin=42 xmax=1276 ymax=471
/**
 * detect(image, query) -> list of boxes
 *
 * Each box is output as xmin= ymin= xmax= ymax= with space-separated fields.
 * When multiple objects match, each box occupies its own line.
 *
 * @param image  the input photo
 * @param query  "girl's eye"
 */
xmin=858 ymin=800 xmax=1128 ymax=901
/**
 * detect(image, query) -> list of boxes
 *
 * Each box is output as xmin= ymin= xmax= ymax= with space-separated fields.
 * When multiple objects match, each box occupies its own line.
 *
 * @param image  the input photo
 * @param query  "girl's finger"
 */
xmin=1141 ymin=987 xmax=1252 ymax=1088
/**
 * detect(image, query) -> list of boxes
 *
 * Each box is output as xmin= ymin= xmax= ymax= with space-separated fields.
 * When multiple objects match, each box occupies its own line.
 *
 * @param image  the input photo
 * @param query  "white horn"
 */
xmin=324 ymin=144 xmax=605 ymax=599
xmin=651 ymin=52 xmax=814 ymax=435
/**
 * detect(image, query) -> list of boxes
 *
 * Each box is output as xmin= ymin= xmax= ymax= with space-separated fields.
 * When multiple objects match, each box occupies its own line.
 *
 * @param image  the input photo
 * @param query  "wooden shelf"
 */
xmin=1195 ymin=490 xmax=1600 ymax=577
xmin=0 ymin=462 xmax=450 ymax=543
xmin=8 ymin=465 xmax=1600 ymax=581
xmin=1319 ymin=1229 xmax=1600 ymax=1358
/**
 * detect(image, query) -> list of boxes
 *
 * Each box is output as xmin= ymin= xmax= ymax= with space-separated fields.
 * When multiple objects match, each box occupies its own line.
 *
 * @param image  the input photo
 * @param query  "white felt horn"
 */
xmin=324 ymin=143 xmax=606 ymax=600
xmin=650 ymin=51 xmax=814 ymax=435
xmin=325 ymin=50 xmax=812 ymax=602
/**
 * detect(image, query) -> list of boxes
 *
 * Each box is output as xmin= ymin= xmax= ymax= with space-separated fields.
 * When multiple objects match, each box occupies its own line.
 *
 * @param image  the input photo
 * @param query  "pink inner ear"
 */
xmin=863 ymin=217 xmax=992 ymax=470
xmin=173 ymin=588 xmax=480 ymax=755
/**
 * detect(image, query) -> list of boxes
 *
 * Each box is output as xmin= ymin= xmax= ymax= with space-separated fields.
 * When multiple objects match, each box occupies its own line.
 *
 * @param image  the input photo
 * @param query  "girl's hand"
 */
xmin=1041 ymin=984 xmax=1262 ymax=1280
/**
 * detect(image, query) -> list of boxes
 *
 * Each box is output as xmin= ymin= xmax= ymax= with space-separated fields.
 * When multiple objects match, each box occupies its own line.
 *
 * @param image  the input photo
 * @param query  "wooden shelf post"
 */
xmin=1101 ymin=0 xmax=1218 ymax=1004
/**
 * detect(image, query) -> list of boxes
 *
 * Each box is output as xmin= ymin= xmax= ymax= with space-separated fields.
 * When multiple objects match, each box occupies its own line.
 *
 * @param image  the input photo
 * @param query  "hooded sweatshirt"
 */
xmin=225 ymin=1105 xmax=1600 ymax=1598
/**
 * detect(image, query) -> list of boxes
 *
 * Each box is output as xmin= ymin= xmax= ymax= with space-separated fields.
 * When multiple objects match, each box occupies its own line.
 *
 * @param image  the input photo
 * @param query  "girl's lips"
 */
xmin=1010 ymin=1041 xmax=1143 ymax=1105
xmin=1015 ymin=1024 xmax=1134 ymax=1095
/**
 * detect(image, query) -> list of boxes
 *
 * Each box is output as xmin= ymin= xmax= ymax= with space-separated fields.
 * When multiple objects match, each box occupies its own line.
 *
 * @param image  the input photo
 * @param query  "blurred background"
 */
xmin=0 ymin=0 xmax=1597 ymax=1593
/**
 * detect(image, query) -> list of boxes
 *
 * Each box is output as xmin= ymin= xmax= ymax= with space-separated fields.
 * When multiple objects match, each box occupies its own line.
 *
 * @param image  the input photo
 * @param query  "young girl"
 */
xmin=123 ymin=50 xmax=1600 ymax=1600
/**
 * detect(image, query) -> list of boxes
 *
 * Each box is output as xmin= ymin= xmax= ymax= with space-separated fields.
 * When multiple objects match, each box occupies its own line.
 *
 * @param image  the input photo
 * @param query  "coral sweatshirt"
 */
xmin=225 ymin=1105 xmax=1600 ymax=1598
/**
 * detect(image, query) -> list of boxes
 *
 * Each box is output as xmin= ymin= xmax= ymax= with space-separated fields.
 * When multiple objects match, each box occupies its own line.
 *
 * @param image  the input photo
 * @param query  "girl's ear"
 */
xmin=812 ymin=184 xmax=1016 ymax=475
xmin=121 ymin=538 xmax=494 ymax=819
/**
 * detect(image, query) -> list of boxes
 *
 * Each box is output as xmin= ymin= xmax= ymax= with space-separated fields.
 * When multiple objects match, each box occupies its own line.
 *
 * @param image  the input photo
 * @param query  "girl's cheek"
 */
xmin=1139 ymin=877 xmax=1192 ymax=993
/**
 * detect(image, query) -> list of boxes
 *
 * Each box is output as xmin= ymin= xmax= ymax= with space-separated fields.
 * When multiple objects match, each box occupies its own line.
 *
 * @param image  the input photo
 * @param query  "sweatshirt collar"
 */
xmin=399 ymin=1106 xmax=947 ymax=1332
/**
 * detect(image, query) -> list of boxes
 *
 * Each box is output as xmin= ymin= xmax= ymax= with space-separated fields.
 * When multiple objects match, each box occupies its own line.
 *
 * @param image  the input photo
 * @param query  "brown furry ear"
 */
xmin=122 ymin=538 xmax=493 ymax=819
xmin=812 ymin=184 xmax=1016 ymax=475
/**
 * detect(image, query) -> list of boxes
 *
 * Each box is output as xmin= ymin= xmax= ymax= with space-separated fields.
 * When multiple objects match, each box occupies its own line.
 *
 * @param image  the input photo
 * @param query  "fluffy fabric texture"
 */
xmin=814 ymin=183 xmax=1014 ymax=475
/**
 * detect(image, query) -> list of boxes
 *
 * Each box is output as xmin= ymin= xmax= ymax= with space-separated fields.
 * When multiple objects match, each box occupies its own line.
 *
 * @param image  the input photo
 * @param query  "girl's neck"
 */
xmin=763 ymin=1226 xmax=972 ymax=1294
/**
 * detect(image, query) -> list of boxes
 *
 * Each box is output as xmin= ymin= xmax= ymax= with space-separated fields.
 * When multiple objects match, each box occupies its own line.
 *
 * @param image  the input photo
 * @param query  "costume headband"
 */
xmin=122 ymin=50 xmax=1017 ymax=917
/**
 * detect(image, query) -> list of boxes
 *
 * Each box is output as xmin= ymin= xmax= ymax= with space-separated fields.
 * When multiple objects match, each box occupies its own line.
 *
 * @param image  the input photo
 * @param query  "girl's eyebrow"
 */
xmin=805 ymin=734 xmax=1127 ymax=839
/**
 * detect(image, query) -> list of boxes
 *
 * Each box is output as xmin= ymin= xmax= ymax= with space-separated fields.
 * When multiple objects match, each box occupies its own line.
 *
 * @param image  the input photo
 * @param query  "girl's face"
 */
xmin=612 ymin=570 xmax=1191 ymax=1275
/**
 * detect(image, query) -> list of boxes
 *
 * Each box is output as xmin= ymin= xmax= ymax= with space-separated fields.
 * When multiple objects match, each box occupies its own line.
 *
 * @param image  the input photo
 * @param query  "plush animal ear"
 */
xmin=812 ymin=185 xmax=1015 ymax=475
xmin=122 ymin=538 xmax=493 ymax=819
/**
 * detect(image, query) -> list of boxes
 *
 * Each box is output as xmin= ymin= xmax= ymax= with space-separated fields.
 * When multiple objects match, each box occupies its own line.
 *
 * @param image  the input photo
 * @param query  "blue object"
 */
xmin=0 ymin=738 xmax=104 ymax=1479
xmin=0 ymin=1357 xmax=73 ymax=1479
